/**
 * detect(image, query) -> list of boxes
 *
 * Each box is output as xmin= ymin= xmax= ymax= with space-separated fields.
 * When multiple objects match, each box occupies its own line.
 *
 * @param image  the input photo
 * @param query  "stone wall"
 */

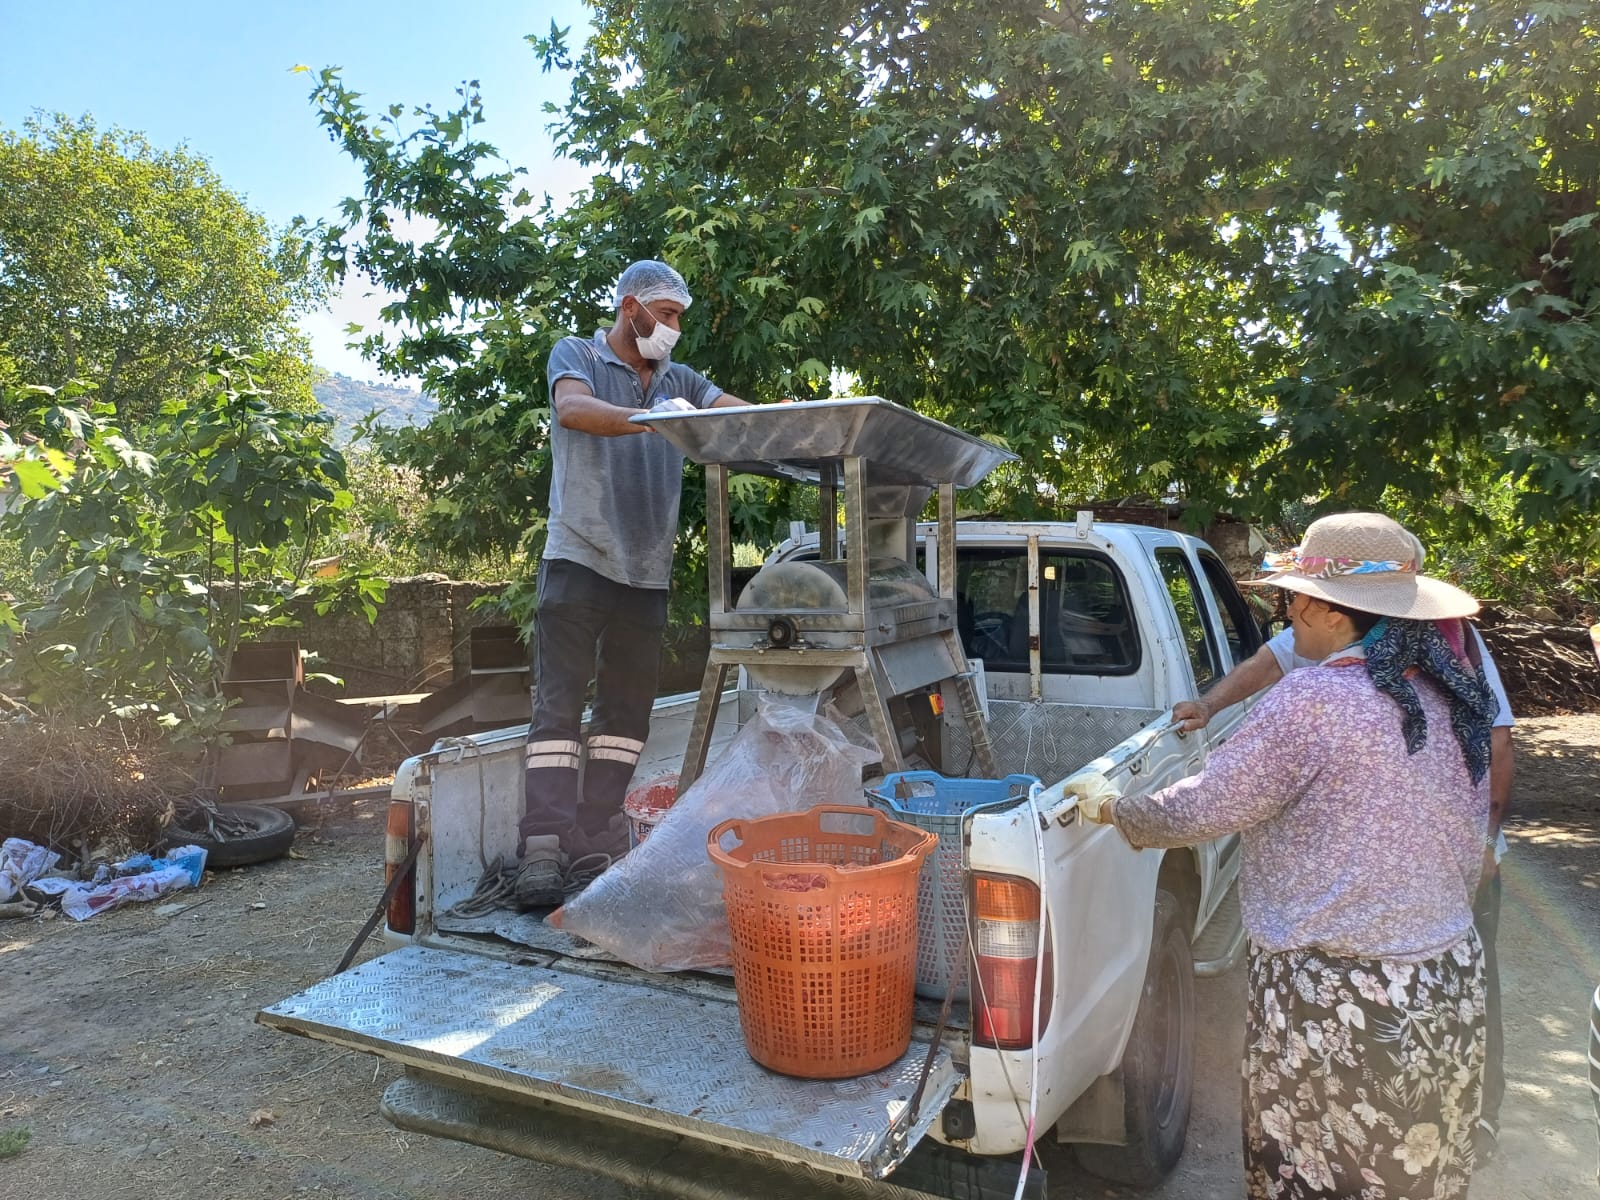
xmin=294 ymin=576 xmax=515 ymax=698
xmin=287 ymin=574 xmax=712 ymax=701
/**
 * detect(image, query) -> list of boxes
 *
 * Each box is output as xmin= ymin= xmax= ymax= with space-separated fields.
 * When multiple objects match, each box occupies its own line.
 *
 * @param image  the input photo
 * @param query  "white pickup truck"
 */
xmin=260 ymin=514 xmax=1263 ymax=1199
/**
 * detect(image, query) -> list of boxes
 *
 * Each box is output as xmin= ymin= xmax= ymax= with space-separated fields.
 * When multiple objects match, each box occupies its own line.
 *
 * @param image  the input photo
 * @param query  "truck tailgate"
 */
xmin=257 ymin=945 xmax=960 ymax=1180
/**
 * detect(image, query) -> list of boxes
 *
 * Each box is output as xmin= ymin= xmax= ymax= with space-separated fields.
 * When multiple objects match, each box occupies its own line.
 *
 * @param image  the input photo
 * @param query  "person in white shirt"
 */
xmin=1173 ymin=526 xmax=1516 ymax=1165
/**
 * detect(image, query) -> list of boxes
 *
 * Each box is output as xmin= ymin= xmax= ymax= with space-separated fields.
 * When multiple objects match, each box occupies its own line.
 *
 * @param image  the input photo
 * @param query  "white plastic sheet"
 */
xmin=0 ymin=838 xmax=60 ymax=902
xmin=28 ymin=845 xmax=207 ymax=921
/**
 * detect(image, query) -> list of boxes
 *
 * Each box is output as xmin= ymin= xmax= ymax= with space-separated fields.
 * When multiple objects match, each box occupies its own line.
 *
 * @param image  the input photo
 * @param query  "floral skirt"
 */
xmin=1243 ymin=932 xmax=1485 ymax=1199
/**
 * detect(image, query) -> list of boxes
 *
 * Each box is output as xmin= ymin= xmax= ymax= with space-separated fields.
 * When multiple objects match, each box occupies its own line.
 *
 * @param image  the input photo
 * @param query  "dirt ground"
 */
xmin=2 ymin=716 xmax=1597 ymax=1200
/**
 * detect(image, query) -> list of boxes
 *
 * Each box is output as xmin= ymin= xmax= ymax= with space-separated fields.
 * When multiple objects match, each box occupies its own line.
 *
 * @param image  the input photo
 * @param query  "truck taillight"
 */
xmin=384 ymin=799 xmax=416 ymax=935
xmin=970 ymin=873 xmax=1053 ymax=1050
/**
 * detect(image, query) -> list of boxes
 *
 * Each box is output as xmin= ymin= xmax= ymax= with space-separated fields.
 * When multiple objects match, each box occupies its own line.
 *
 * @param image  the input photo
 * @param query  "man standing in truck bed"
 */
xmin=516 ymin=260 xmax=749 ymax=902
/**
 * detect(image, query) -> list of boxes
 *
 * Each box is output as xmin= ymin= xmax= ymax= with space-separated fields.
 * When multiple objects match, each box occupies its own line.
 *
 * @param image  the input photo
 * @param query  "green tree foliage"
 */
xmin=305 ymin=1 xmax=1598 ymax=599
xmin=0 ymin=352 xmax=383 ymax=740
xmin=333 ymin=436 xmax=517 ymax=580
xmin=0 ymin=115 xmax=325 ymax=424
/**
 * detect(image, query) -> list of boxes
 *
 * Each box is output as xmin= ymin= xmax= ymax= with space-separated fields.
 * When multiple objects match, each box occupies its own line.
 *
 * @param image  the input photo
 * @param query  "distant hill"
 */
xmin=312 ymin=372 xmax=435 ymax=440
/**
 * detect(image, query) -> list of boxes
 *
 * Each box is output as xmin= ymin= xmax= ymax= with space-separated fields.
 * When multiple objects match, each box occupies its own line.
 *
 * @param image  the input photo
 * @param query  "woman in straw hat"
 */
xmin=1084 ymin=512 xmax=1500 ymax=1198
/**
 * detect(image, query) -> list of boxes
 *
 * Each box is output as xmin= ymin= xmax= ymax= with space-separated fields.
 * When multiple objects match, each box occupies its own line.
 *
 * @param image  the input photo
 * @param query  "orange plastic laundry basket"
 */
xmin=707 ymin=805 xmax=938 ymax=1079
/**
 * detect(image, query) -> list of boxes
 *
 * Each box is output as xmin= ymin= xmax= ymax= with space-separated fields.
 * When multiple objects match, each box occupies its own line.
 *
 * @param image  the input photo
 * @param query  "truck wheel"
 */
xmin=1074 ymin=889 xmax=1195 ymax=1188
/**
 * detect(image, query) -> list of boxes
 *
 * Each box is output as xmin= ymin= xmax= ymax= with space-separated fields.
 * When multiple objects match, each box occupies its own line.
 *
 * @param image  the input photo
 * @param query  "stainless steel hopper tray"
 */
xmin=631 ymin=397 xmax=1016 ymax=488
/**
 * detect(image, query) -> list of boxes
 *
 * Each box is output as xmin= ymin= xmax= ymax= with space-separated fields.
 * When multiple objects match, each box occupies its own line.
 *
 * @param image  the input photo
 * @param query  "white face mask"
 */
xmin=630 ymin=304 xmax=680 ymax=360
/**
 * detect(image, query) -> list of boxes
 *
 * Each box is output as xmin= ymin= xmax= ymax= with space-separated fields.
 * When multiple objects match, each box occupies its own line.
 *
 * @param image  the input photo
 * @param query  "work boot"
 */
xmin=565 ymin=813 xmax=630 ymax=860
xmin=512 ymin=835 xmax=568 ymax=910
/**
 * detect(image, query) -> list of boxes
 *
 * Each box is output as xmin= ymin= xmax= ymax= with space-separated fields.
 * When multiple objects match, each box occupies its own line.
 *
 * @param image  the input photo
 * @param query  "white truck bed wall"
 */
xmin=400 ymin=691 xmax=738 ymax=922
xmin=952 ymin=714 xmax=1201 ymax=1157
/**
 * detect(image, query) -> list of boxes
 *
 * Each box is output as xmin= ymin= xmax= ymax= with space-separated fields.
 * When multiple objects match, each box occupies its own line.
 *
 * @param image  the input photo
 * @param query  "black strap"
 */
xmin=905 ymin=973 xmax=958 ymax=1129
xmin=334 ymin=837 xmax=424 ymax=975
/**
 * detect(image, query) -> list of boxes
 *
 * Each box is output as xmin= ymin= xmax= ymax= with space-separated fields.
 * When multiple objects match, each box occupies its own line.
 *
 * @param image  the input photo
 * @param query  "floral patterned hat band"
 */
xmin=1259 ymin=549 xmax=1417 ymax=579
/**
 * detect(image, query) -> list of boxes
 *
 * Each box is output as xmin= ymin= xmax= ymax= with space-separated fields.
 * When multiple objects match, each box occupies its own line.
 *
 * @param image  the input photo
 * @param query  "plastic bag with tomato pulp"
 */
xmin=549 ymin=701 xmax=877 ymax=971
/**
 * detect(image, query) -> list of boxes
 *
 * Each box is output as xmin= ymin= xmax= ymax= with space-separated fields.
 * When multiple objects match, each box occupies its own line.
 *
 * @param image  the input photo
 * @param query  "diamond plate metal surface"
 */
xmin=258 ymin=945 xmax=959 ymax=1178
xmin=426 ymin=914 xmax=969 ymax=1031
xmin=942 ymin=701 xmax=1162 ymax=780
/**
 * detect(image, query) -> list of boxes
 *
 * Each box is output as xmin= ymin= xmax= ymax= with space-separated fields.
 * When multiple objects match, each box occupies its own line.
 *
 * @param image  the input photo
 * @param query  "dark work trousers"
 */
xmin=1474 ymin=864 xmax=1504 ymax=1129
xmin=519 ymin=559 xmax=667 ymax=846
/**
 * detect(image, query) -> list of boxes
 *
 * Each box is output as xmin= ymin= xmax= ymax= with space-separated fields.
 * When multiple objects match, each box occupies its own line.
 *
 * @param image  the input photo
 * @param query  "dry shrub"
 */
xmin=1477 ymin=605 xmax=1600 ymax=716
xmin=0 ymin=722 xmax=200 ymax=859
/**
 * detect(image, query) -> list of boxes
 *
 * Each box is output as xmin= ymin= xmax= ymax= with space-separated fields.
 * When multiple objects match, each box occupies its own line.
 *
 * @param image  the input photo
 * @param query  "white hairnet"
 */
xmin=614 ymin=260 xmax=693 ymax=310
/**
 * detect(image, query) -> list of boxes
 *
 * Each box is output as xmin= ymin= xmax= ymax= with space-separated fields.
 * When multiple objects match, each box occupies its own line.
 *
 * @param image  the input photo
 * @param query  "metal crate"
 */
xmin=866 ymin=772 xmax=1038 ymax=1001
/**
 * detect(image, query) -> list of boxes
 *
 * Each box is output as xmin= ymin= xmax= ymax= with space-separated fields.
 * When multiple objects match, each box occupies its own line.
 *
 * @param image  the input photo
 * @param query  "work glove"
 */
xmin=1064 ymin=771 xmax=1122 ymax=825
xmin=649 ymin=396 xmax=695 ymax=414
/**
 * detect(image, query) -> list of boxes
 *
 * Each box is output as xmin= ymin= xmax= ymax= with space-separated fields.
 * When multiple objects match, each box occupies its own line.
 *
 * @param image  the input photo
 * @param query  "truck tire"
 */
xmin=166 ymin=803 xmax=297 ymax=869
xmin=1074 ymin=888 xmax=1195 ymax=1188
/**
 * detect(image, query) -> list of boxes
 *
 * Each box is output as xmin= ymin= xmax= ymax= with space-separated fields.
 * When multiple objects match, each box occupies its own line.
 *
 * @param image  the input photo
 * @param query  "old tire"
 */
xmin=1074 ymin=888 xmax=1196 ymax=1188
xmin=168 ymin=803 xmax=297 ymax=869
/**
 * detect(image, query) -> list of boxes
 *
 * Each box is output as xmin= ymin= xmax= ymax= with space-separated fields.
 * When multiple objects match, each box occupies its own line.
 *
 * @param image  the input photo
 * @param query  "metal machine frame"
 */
xmin=635 ymin=399 xmax=1009 ymax=791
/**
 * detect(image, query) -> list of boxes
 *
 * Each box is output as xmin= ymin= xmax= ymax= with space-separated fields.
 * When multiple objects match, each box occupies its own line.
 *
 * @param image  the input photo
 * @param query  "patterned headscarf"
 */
xmin=1359 ymin=617 xmax=1498 ymax=784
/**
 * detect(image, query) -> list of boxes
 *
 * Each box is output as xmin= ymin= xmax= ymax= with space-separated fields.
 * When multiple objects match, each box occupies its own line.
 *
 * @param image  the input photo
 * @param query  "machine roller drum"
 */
xmin=737 ymin=558 xmax=935 ymax=695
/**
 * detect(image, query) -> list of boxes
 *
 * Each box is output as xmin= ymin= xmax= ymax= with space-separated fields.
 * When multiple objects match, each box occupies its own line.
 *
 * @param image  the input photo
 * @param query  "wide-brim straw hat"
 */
xmin=1242 ymin=512 xmax=1479 ymax=620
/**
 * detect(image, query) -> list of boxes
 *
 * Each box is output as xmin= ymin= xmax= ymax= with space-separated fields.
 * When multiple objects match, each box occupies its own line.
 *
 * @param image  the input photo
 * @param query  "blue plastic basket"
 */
xmin=866 ymin=772 xmax=1040 ymax=1001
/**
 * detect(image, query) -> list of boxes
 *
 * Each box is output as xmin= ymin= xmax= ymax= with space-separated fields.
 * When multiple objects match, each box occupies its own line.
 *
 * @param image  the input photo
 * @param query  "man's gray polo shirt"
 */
xmin=544 ymin=329 xmax=722 ymax=589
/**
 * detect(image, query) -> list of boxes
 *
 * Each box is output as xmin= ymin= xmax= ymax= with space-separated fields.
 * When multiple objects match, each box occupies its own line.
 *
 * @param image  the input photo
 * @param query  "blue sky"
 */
xmin=0 ymin=1 xmax=596 ymax=380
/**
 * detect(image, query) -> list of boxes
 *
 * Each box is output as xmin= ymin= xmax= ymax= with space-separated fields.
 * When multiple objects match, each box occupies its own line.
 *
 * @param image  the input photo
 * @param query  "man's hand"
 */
xmin=1172 ymin=698 xmax=1212 ymax=734
xmin=1169 ymin=644 xmax=1286 ymax=734
xmin=1489 ymin=725 xmax=1514 ymax=832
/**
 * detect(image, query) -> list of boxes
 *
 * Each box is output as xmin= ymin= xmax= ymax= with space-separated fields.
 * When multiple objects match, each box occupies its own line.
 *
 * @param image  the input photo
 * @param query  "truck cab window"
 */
xmin=1195 ymin=550 xmax=1261 ymax=669
xmin=1155 ymin=549 xmax=1219 ymax=692
xmin=956 ymin=548 xmax=1139 ymax=674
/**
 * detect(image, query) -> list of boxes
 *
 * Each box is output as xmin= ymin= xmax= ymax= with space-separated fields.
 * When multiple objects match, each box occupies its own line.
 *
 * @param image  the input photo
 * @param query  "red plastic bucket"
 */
xmin=623 ymin=773 xmax=679 ymax=848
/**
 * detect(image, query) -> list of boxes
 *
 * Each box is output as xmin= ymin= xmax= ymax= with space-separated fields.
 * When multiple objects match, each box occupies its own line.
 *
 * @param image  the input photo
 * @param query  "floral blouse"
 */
xmin=1114 ymin=659 xmax=1488 ymax=961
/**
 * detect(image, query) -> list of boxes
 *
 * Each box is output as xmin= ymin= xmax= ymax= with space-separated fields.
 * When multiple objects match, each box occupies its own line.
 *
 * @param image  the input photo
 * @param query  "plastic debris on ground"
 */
xmin=549 ymin=701 xmax=878 ymax=972
xmin=27 ymin=845 xmax=208 ymax=921
xmin=0 ymin=837 xmax=61 ymax=902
